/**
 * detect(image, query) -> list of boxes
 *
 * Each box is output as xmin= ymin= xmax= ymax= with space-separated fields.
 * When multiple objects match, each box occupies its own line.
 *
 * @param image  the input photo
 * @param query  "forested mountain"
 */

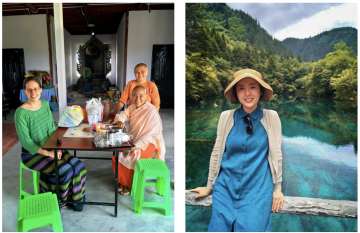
xmin=186 ymin=3 xmax=357 ymax=102
xmin=283 ymin=27 xmax=358 ymax=62
xmin=187 ymin=3 xmax=293 ymax=59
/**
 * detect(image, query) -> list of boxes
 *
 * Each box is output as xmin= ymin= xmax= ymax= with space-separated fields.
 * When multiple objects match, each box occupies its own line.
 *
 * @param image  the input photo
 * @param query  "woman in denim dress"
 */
xmin=191 ymin=69 xmax=284 ymax=232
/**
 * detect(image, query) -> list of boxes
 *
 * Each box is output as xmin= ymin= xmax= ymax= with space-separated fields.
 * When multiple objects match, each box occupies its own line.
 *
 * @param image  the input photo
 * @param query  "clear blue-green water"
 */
xmin=186 ymin=95 xmax=357 ymax=232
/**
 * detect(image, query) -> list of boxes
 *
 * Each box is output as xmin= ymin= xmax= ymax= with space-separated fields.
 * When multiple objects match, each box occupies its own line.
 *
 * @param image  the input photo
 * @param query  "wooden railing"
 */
xmin=185 ymin=190 xmax=357 ymax=218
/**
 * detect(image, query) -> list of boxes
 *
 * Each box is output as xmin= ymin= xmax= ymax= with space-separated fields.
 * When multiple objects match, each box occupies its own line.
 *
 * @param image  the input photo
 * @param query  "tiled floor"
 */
xmin=1 ymin=97 xmax=175 ymax=232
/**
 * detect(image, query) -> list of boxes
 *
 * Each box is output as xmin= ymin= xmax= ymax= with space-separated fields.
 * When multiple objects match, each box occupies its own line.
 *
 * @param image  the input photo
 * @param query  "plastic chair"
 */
xmin=17 ymin=192 xmax=63 ymax=232
xmin=80 ymin=67 xmax=91 ymax=79
xmin=131 ymin=159 xmax=171 ymax=216
xmin=20 ymin=161 xmax=40 ymax=199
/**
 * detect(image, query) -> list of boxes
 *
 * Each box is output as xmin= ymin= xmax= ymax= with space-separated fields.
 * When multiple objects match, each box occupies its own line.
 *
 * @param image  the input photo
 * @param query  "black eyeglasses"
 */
xmin=244 ymin=114 xmax=254 ymax=134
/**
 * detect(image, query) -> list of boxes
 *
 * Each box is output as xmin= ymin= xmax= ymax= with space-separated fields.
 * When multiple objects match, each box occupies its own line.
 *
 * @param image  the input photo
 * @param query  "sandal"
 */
xmin=120 ymin=186 xmax=130 ymax=195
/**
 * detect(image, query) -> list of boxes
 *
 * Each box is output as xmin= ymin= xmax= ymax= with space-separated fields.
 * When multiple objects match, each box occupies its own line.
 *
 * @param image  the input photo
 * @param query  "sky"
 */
xmin=226 ymin=3 xmax=358 ymax=41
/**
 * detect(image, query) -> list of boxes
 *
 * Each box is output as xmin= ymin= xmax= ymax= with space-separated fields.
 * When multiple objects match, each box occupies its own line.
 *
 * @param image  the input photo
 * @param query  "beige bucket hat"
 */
xmin=224 ymin=69 xmax=273 ymax=103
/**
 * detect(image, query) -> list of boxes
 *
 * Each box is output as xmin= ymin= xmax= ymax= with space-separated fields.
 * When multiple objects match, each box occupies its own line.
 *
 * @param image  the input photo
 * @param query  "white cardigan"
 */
xmin=206 ymin=109 xmax=283 ymax=191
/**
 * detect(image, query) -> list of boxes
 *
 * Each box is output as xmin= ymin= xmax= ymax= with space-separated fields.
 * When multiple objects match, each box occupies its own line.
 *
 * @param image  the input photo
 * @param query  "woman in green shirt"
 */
xmin=15 ymin=77 xmax=86 ymax=211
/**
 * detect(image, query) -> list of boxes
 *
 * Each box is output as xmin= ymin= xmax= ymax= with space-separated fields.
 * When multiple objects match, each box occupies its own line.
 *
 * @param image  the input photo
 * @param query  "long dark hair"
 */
xmin=23 ymin=76 xmax=42 ymax=89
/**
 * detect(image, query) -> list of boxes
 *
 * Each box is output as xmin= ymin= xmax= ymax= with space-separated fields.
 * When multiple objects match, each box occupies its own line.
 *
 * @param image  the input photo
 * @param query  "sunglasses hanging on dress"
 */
xmin=244 ymin=114 xmax=254 ymax=134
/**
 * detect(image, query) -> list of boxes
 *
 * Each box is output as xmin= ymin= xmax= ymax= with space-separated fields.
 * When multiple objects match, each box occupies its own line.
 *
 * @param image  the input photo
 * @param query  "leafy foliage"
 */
xmin=306 ymin=42 xmax=357 ymax=99
xmin=186 ymin=3 xmax=358 ymax=101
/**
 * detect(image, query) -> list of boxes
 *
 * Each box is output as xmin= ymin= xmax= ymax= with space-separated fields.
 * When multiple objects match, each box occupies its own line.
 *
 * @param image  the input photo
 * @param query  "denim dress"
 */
xmin=208 ymin=106 xmax=273 ymax=232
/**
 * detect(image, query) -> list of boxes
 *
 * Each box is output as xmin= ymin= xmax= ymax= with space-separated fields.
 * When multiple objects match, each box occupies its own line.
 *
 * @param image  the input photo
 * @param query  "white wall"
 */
xmin=64 ymin=28 xmax=72 ymax=87
xmin=116 ymin=13 xmax=126 ymax=90
xmin=2 ymin=15 xmax=50 ymax=72
xmin=70 ymin=35 xmax=117 ymax=85
xmin=2 ymin=10 xmax=174 ymax=88
xmin=126 ymin=10 xmax=174 ymax=83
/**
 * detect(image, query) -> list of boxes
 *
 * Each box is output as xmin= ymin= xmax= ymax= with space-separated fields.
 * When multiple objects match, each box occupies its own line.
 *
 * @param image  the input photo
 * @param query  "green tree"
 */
xmin=186 ymin=54 xmax=222 ymax=101
xmin=307 ymin=62 xmax=333 ymax=96
xmin=241 ymin=42 xmax=256 ymax=69
xmin=330 ymin=57 xmax=357 ymax=100
xmin=266 ymin=55 xmax=277 ymax=74
xmin=186 ymin=4 xmax=213 ymax=57
xmin=232 ymin=45 xmax=243 ymax=69
xmin=296 ymin=54 xmax=302 ymax=62
xmin=307 ymin=41 xmax=356 ymax=97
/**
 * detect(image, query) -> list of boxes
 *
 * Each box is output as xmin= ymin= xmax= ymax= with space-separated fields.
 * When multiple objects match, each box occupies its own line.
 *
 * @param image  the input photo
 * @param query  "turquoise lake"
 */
xmin=186 ymin=95 xmax=357 ymax=232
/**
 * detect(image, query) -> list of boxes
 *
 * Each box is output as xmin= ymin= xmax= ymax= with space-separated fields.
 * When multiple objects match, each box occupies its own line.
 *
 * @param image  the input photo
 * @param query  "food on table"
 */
xmin=81 ymin=127 xmax=92 ymax=133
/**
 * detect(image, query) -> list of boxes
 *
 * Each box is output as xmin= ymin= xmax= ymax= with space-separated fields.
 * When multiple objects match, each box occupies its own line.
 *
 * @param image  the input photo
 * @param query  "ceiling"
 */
xmin=2 ymin=3 xmax=174 ymax=35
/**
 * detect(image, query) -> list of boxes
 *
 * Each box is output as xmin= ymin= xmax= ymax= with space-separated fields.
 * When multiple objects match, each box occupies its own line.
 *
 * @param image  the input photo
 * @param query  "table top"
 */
xmin=42 ymin=119 xmax=132 ymax=152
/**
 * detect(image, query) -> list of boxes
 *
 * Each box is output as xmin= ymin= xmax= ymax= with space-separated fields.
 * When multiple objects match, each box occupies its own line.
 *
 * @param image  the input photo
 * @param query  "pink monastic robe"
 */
xmin=113 ymin=101 xmax=165 ymax=169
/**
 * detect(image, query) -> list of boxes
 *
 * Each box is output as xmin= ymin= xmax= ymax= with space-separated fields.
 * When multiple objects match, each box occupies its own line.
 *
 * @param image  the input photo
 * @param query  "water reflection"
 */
xmin=186 ymin=95 xmax=357 ymax=232
xmin=187 ymin=95 xmax=357 ymax=151
xmin=264 ymin=96 xmax=357 ymax=151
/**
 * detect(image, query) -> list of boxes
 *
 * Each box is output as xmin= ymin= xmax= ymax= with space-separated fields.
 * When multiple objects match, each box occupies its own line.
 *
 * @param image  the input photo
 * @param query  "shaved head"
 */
xmin=132 ymin=85 xmax=146 ymax=95
xmin=134 ymin=63 xmax=148 ymax=72
xmin=132 ymin=85 xmax=147 ymax=108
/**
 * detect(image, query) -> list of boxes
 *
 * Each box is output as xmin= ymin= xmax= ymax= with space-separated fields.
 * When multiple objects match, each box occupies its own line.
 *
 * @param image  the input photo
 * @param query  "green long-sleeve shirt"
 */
xmin=15 ymin=100 xmax=55 ymax=155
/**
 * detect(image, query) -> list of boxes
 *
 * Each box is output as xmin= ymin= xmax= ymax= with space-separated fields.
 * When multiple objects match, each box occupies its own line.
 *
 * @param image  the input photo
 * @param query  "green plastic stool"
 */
xmin=82 ymin=68 xmax=91 ymax=79
xmin=17 ymin=192 xmax=63 ymax=232
xmin=20 ymin=161 xmax=40 ymax=199
xmin=131 ymin=159 xmax=171 ymax=216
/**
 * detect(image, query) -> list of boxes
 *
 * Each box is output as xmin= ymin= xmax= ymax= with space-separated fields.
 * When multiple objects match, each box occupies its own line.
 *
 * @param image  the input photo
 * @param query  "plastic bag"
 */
xmin=57 ymin=105 xmax=84 ymax=127
xmin=87 ymin=108 xmax=99 ymax=125
xmin=86 ymin=98 xmax=104 ymax=121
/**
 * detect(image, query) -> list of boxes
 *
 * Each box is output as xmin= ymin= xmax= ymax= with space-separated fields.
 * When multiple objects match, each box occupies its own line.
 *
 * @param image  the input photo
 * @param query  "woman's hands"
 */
xmin=272 ymin=190 xmax=284 ymax=212
xmin=189 ymin=187 xmax=212 ymax=200
xmin=38 ymin=148 xmax=61 ymax=160
xmin=112 ymin=120 xmax=126 ymax=129
xmin=47 ymin=150 xmax=62 ymax=160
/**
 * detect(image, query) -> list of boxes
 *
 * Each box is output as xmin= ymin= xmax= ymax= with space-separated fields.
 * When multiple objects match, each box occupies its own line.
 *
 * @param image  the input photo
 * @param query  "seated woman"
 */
xmin=112 ymin=85 xmax=165 ymax=195
xmin=111 ymin=63 xmax=160 ymax=115
xmin=15 ymin=77 xmax=86 ymax=211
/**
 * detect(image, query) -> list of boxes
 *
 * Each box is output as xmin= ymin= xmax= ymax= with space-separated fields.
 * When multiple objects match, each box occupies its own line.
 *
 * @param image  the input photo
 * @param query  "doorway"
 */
xmin=150 ymin=44 xmax=174 ymax=109
xmin=2 ymin=49 xmax=26 ymax=108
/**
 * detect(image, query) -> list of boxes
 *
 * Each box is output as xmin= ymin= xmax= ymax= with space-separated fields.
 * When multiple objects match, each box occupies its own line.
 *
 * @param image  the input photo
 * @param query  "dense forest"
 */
xmin=186 ymin=3 xmax=357 ymax=102
xmin=283 ymin=27 xmax=358 ymax=62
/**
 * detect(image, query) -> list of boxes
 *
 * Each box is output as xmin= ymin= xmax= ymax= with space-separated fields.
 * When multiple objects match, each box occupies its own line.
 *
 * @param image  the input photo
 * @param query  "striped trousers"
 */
xmin=21 ymin=151 xmax=86 ymax=205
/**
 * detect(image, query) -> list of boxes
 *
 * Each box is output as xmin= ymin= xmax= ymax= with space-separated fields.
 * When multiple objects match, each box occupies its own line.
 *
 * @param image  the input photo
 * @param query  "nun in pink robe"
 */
xmin=111 ymin=100 xmax=165 ymax=194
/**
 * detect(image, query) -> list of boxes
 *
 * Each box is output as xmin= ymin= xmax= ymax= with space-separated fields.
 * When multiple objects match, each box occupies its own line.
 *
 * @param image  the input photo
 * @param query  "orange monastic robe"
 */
xmin=119 ymin=80 xmax=160 ymax=111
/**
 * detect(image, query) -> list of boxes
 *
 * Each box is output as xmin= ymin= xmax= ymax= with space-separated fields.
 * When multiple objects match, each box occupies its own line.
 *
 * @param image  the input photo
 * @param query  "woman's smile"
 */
xmin=134 ymin=66 xmax=148 ymax=84
xmin=24 ymin=81 xmax=42 ymax=103
xmin=132 ymin=87 xmax=147 ymax=108
xmin=30 ymin=94 xmax=39 ymax=99
xmin=235 ymin=77 xmax=262 ymax=113
xmin=29 ymin=92 xmax=40 ymax=101
xmin=243 ymin=98 xmax=254 ymax=103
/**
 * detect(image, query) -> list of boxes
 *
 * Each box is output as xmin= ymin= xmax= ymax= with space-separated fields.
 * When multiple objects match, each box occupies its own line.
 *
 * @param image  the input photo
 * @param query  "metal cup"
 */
xmin=106 ymin=131 xmax=116 ymax=146
xmin=111 ymin=127 xmax=123 ymax=133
